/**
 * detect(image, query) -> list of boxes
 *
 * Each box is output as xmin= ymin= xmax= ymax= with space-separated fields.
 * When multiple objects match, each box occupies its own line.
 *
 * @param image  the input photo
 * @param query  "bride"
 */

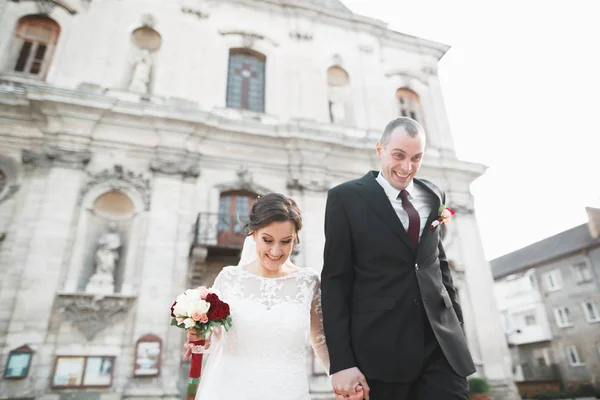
xmin=183 ymin=193 xmax=346 ymax=399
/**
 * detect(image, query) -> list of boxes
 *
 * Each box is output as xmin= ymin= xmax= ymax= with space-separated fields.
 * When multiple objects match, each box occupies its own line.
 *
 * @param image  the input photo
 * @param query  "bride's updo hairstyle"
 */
xmin=243 ymin=193 xmax=302 ymax=243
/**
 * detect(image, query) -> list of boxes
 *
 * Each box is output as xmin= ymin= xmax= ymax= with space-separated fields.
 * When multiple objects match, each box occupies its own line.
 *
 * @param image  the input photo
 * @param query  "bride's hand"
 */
xmin=183 ymin=330 xmax=212 ymax=361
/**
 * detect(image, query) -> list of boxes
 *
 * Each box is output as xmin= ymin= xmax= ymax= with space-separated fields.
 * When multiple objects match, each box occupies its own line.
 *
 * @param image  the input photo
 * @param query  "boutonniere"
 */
xmin=429 ymin=204 xmax=455 ymax=230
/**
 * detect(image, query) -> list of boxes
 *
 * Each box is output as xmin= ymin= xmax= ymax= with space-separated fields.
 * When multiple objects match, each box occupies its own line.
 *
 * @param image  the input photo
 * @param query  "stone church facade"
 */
xmin=0 ymin=0 xmax=519 ymax=399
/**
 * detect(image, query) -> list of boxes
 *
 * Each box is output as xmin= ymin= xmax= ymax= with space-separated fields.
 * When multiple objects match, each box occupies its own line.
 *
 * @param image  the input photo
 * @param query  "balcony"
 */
xmin=520 ymin=364 xmax=561 ymax=382
xmin=189 ymin=211 xmax=248 ymax=269
xmin=193 ymin=212 xmax=248 ymax=248
xmin=188 ymin=212 xmax=247 ymax=287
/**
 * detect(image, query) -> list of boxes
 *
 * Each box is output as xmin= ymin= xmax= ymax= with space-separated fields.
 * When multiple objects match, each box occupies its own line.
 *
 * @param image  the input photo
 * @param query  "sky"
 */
xmin=343 ymin=0 xmax=600 ymax=260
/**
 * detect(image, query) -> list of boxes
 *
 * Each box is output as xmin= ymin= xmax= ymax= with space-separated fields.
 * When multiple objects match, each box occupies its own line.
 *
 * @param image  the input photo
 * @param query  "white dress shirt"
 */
xmin=375 ymin=171 xmax=436 ymax=241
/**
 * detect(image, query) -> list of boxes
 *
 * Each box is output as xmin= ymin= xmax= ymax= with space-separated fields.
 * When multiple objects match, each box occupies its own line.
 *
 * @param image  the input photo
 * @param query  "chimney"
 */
xmin=586 ymin=207 xmax=600 ymax=239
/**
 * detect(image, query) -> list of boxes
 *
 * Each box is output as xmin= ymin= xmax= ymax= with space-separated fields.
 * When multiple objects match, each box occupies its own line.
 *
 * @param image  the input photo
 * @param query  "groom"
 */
xmin=321 ymin=117 xmax=475 ymax=400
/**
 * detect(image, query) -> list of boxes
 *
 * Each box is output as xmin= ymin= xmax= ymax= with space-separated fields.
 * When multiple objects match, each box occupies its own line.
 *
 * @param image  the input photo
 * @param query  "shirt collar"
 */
xmin=376 ymin=171 xmax=415 ymax=200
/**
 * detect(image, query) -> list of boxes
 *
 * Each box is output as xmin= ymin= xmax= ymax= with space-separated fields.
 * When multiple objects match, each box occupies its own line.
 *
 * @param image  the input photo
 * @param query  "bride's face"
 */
xmin=254 ymin=221 xmax=296 ymax=271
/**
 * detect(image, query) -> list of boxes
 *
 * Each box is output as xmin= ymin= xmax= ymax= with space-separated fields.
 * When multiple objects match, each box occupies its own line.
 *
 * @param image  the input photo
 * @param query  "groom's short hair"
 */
xmin=380 ymin=117 xmax=425 ymax=146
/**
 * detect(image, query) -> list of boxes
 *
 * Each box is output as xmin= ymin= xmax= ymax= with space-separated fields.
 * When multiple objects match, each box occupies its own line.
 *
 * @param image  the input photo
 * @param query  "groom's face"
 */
xmin=376 ymin=128 xmax=425 ymax=191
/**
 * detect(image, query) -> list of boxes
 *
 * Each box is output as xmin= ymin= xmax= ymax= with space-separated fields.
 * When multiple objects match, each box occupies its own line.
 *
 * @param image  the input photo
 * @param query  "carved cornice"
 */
xmin=216 ymin=166 xmax=272 ymax=195
xmin=181 ymin=6 xmax=209 ymax=19
xmin=55 ymin=293 xmax=136 ymax=340
xmin=22 ymin=146 xmax=91 ymax=169
xmin=287 ymin=177 xmax=329 ymax=193
xmin=82 ymin=165 xmax=151 ymax=210
xmin=149 ymin=155 xmax=200 ymax=178
xmin=9 ymin=0 xmax=78 ymax=15
xmin=289 ymin=31 xmax=313 ymax=41
xmin=219 ymin=30 xmax=279 ymax=48
xmin=384 ymin=69 xmax=429 ymax=85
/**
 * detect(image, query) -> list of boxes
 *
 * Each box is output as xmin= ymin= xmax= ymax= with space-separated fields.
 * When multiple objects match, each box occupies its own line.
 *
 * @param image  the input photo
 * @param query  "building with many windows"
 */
xmin=0 ymin=0 xmax=519 ymax=399
xmin=492 ymin=207 xmax=600 ymax=397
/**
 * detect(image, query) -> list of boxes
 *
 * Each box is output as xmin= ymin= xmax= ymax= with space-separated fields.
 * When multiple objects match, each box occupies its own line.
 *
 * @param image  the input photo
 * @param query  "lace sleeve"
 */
xmin=310 ymin=274 xmax=330 ymax=375
xmin=211 ymin=268 xmax=225 ymax=294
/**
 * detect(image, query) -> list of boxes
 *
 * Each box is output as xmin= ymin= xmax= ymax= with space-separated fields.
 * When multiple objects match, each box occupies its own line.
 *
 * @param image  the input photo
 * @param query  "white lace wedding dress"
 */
xmin=195 ymin=265 xmax=330 ymax=400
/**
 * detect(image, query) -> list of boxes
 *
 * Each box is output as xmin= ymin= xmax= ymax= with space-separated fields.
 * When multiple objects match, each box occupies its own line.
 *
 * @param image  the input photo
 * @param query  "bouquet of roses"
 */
xmin=170 ymin=286 xmax=232 ymax=400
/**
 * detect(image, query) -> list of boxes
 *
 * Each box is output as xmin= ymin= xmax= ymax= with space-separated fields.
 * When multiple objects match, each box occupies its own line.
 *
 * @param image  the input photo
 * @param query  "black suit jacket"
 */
xmin=321 ymin=171 xmax=476 ymax=383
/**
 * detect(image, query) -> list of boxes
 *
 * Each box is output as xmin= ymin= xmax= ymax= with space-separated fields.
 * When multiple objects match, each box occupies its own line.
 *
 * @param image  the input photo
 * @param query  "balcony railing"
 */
xmin=521 ymin=364 xmax=561 ymax=382
xmin=193 ymin=212 xmax=247 ymax=249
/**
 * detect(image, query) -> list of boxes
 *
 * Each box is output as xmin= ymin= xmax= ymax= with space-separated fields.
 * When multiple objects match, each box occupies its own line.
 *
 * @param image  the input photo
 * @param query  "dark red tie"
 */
xmin=398 ymin=190 xmax=420 ymax=249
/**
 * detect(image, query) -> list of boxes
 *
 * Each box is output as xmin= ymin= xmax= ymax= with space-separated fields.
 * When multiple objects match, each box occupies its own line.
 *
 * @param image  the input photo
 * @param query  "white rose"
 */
xmin=188 ymin=299 xmax=210 ymax=317
xmin=185 ymin=288 xmax=203 ymax=300
xmin=183 ymin=318 xmax=196 ymax=329
xmin=173 ymin=296 xmax=192 ymax=317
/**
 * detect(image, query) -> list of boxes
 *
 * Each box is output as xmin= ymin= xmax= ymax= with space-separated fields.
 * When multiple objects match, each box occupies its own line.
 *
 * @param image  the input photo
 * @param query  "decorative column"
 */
xmin=122 ymin=152 xmax=199 ymax=400
xmin=286 ymin=162 xmax=332 ymax=396
xmin=0 ymin=146 xmax=90 ymax=398
xmin=447 ymin=191 xmax=521 ymax=400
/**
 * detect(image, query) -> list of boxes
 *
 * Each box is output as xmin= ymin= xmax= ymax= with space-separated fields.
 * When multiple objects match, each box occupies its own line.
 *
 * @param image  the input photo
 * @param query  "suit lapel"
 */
xmin=354 ymin=172 xmax=414 ymax=250
xmin=414 ymin=178 xmax=442 ymax=246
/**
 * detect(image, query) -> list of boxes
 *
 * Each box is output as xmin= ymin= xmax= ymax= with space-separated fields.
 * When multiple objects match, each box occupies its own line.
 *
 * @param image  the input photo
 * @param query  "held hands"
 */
xmin=182 ymin=327 xmax=222 ymax=361
xmin=332 ymin=367 xmax=370 ymax=400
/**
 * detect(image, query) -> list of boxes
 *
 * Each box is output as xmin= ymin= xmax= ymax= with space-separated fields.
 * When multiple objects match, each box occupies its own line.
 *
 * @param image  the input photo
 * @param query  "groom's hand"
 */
xmin=332 ymin=367 xmax=370 ymax=400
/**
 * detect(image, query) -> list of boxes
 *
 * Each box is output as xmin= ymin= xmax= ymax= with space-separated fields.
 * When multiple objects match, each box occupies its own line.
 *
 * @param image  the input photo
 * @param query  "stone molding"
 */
xmin=81 ymin=164 xmax=151 ymax=210
xmin=55 ymin=292 xmax=136 ymax=340
xmin=10 ymin=0 xmax=78 ymax=15
xmin=149 ymin=154 xmax=200 ymax=178
xmin=21 ymin=145 xmax=91 ymax=169
xmin=181 ymin=6 xmax=209 ymax=19
xmin=216 ymin=166 xmax=272 ymax=195
xmin=286 ymin=177 xmax=329 ymax=193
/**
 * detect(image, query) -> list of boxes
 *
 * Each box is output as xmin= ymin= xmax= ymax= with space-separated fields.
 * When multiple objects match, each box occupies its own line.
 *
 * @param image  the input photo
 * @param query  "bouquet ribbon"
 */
xmin=186 ymin=339 xmax=205 ymax=400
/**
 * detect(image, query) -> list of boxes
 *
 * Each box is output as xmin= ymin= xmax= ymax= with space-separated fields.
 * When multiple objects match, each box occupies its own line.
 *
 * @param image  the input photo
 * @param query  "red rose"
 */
xmin=170 ymin=301 xmax=177 ymax=318
xmin=205 ymin=293 xmax=220 ymax=304
xmin=207 ymin=302 xmax=230 ymax=321
xmin=221 ymin=302 xmax=230 ymax=317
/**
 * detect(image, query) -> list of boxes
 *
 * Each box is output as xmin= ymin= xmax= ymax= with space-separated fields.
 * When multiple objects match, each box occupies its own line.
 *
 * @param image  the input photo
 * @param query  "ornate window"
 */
xmin=217 ymin=191 xmax=257 ymax=247
xmin=226 ymin=49 xmax=266 ymax=113
xmin=10 ymin=15 xmax=60 ymax=79
xmin=327 ymin=66 xmax=351 ymax=124
xmin=396 ymin=88 xmax=423 ymax=123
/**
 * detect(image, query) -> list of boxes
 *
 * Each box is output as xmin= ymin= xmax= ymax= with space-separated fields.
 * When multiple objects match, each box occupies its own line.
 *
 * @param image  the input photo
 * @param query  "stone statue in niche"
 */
xmin=129 ymin=49 xmax=152 ymax=94
xmin=86 ymin=223 xmax=121 ymax=295
xmin=328 ymin=88 xmax=346 ymax=124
